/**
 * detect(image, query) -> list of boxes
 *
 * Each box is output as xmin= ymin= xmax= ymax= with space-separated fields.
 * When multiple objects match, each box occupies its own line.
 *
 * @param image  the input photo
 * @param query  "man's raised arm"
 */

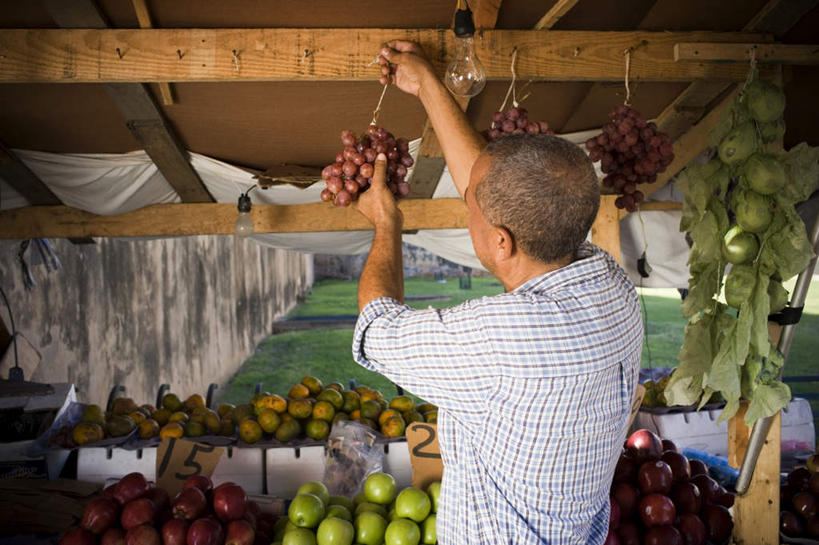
xmin=378 ymin=41 xmax=485 ymax=199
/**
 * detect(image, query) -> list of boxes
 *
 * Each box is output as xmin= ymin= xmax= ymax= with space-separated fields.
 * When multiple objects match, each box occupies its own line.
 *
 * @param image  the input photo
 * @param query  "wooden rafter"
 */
xmin=0 ymin=29 xmax=768 ymax=84
xmin=0 ymin=142 xmax=62 ymax=206
xmin=41 ymin=0 xmax=214 ymax=204
xmin=131 ymin=0 xmax=174 ymax=105
xmin=534 ymin=0 xmax=581 ymax=30
xmin=408 ymin=0 xmax=501 ymax=199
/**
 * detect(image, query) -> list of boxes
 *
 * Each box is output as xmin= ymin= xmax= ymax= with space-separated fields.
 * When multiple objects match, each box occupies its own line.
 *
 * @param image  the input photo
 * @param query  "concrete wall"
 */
xmin=0 ymin=236 xmax=312 ymax=406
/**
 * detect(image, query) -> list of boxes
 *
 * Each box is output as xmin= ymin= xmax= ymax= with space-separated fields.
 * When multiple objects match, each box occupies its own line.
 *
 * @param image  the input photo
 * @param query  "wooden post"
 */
xmin=591 ymin=195 xmax=621 ymax=263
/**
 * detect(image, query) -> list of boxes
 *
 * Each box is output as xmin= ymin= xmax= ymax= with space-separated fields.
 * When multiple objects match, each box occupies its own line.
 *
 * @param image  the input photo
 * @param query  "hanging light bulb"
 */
xmin=445 ymin=1 xmax=486 ymax=98
xmin=234 ymin=190 xmax=254 ymax=236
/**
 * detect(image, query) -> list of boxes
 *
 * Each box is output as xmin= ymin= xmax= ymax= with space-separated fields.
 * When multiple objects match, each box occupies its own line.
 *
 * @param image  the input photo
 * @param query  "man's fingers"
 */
xmin=387 ymin=40 xmax=420 ymax=54
xmin=372 ymin=153 xmax=388 ymax=186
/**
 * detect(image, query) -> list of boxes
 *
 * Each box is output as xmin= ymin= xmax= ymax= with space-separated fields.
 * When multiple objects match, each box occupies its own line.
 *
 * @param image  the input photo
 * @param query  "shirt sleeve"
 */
xmin=352 ymin=296 xmax=497 ymax=412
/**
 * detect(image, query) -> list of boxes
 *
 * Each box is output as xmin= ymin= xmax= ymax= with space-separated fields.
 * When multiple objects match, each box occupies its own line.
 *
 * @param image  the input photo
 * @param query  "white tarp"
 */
xmin=0 ymin=139 xmax=690 ymax=286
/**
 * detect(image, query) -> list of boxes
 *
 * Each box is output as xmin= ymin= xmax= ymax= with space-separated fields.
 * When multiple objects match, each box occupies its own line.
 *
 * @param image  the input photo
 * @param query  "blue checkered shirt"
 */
xmin=353 ymin=243 xmax=642 ymax=545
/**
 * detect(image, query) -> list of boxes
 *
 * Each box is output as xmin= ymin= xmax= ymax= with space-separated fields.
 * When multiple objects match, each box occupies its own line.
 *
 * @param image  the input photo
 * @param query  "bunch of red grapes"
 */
xmin=585 ymin=105 xmax=674 ymax=213
xmin=320 ymin=126 xmax=413 ymax=207
xmin=482 ymin=107 xmax=555 ymax=141
xmin=607 ymin=429 xmax=734 ymax=545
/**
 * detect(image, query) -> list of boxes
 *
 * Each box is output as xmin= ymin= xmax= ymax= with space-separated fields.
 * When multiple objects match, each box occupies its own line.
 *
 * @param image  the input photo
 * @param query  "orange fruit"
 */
xmin=402 ymin=410 xmax=424 ymax=425
xmin=255 ymin=394 xmax=288 ymax=414
xmin=160 ymin=422 xmax=184 ymax=439
xmin=357 ymin=418 xmax=377 ymax=431
xmin=280 ymin=412 xmax=295 ymax=423
xmin=138 ymin=419 xmax=160 ymax=439
xmin=288 ymin=398 xmax=313 ymax=419
xmin=183 ymin=394 xmax=206 ymax=412
xmin=332 ymin=412 xmax=350 ymax=425
xmin=203 ymin=410 xmax=221 ymax=434
xmin=128 ymin=410 xmax=147 ymax=425
xmin=312 ymin=400 xmax=336 ymax=422
xmin=326 ymin=382 xmax=345 ymax=392
xmin=258 ymin=409 xmax=282 ymax=434
xmin=152 ymin=408 xmax=172 ymax=426
xmin=301 ymin=376 xmax=324 ymax=396
xmin=289 ymin=384 xmax=311 ymax=399
xmin=168 ymin=411 xmax=189 ymax=423
xmin=72 ymin=422 xmax=104 ymax=445
xmin=378 ymin=409 xmax=402 ymax=428
xmin=354 ymin=386 xmax=372 ymax=396
xmin=239 ymin=418 xmax=263 ymax=443
xmin=350 ymin=410 xmax=361 ymax=420
xmin=360 ymin=400 xmax=381 ymax=421
xmin=317 ymin=389 xmax=344 ymax=411
xmin=275 ymin=419 xmax=301 ymax=442
xmin=231 ymin=404 xmax=255 ymax=426
xmin=424 ymin=411 xmax=438 ymax=423
xmin=217 ymin=403 xmax=235 ymax=418
xmin=359 ymin=390 xmax=382 ymax=404
xmin=305 ymin=418 xmax=330 ymax=440
xmin=389 ymin=396 xmax=414 ymax=413
xmin=219 ymin=417 xmax=235 ymax=436
xmin=341 ymin=390 xmax=361 ymax=413
xmin=184 ymin=421 xmax=205 ymax=437
xmin=416 ymin=403 xmax=437 ymax=415
xmin=381 ymin=416 xmax=406 ymax=438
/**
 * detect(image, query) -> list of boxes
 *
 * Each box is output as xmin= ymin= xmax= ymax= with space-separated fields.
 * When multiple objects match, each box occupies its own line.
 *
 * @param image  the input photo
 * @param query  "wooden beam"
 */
xmin=131 ymin=0 xmax=174 ymax=105
xmin=0 ymin=199 xmax=469 ymax=239
xmin=743 ymin=0 xmax=819 ymax=37
xmin=408 ymin=0 xmax=501 ymax=200
xmin=0 ymin=29 xmax=768 ymax=83
xmin=534 ymin=0 xmax=581 ymax=30
xmin=639 ymin=88 xmax=738 ymax=200
xmin=0 ymin=142 xmax=62 ymax=206
xmin=590 ymin=195 xmax=622 ymax=263
xmin=636 ymin=200 xmax=682 ymax=211
xmin=674 ymin=42 xmax=819 ymax=65
xmin=42 ymin=0 xmax=213 ymax=204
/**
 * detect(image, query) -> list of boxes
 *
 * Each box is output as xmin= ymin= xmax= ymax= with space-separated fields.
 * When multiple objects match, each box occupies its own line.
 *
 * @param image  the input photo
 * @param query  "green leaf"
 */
xmin=741 ymin=353 xmax=763 ymax=400
xmin=763 ymin=205 xmax=815 ymax=281
xmin=681 ymin=260 xmax=721 ymax=318
xmin=678 ymin=161 xmax=724 ymax=232
xmin=690 ymin=210 xmax=722 ymax=264
xmin=744 ymin=380 xmax=791 ymax=426
xmin=780 ymin=142 xmax=819 ymax=205
xmin=748 ymin=269 xmax=771 ymax=358
xmin=719 ymin=397 xmax=741 ymax=421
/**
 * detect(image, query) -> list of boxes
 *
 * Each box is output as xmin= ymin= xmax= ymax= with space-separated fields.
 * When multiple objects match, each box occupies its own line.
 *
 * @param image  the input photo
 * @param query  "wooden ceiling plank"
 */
xmin=42 ymin=0 xmax=213 ymax=204
xmin=534 ymin=0 xmax=582 ymax=30
xmin=674 ymin=42 xmax=819 ymax=64
xmin=130 ymin=0 xmax=174 ymax=105
xmin=408 ymin=0 xmax=502 ymax=200
xmin=743 ymin=0 xmax=819 ymax=37
xmin=0 ymin=141 xmax=62 ymax=206
xmin=0 ymin=199 xmax=471 ymax=239
xmin=0 ymin=29 xmax=770 ymax=84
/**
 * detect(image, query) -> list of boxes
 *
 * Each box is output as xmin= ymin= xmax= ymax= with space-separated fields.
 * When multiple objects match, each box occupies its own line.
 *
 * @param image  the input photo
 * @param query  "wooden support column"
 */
xmin=590 ymin=195 xmax=622 ymax=263
xmin=42 ymin=0 xmax=214 ymax=204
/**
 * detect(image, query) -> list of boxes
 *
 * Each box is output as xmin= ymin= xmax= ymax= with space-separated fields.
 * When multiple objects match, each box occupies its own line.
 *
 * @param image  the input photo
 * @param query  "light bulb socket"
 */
xmin=453 ymin=8 xmax=475 ymax=37
xmin=237 ymin=193 xmax=252 ymax=213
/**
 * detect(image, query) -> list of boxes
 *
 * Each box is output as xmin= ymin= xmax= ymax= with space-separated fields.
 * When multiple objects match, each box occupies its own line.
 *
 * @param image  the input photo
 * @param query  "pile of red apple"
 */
xmin=780 ymin=464 xmax=819 ymax=540
xmin=61 ymin=472 xmax=276 ymax=545
xmin=607 ymin=429 xmax=735 ymax=545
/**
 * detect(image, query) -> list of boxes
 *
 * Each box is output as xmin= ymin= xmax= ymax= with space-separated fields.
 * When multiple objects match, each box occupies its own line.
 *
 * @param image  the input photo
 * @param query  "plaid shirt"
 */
xmin=353 ymin=243 xmax=642 ymax=545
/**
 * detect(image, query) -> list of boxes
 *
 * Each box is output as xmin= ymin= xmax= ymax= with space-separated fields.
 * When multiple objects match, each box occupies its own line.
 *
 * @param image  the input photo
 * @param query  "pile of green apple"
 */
xmin=273 ymin=473 xmax=440 ymax=545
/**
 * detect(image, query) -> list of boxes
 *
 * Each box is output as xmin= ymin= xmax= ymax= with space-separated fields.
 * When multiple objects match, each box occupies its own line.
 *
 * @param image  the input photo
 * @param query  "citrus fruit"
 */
xmin=401 ymin=411 xmax=424 ymax=425
xmin=326 ymin=382 xmax=345 ymax=392
xmin=305 ymin=418 xmax=330 ymax=440
xmin=81 ymin=404 xmax=105 ymax=426
xmin=317 ymin=389 xmax=344 ymax=411
xmin=378 ymin=410 xmax=401 ymax=428
xmin=217 ymin=403 xmax=235 ymax=418
xmin=381 ymin=416 xmax=406 ymax=438
xmin=364 ymin=473 xmax=397 ymax=505
xmin=389 ymin=396 xmax=414 ymax=413
xmin=183 ymin=394 xmax=206 ymax=411
xmin=259 ymin=409 xmax=283 ymax=434
xmin=276 ymin=419 xmax=301 ymax=442
xmin=301 ymin=376 xmax=324 ymax=396
xmin=72 ymin=422 xmax=104 ymax=445
xmin=312 ymin=400 xmax=336 ymax=422
xmin=332 ymin=413 xmax=350 ymax=425
xmin=159 ymin=422 xmax=184 ymax=439
xmin=289 ymin=384 xmax=311 ymax=399
xmin=184 ymin=421 xmax=205 ymax=437
xmin=152 ymin=408 xmax=172 ymax=426
xmin=360 ymin=401 xmax=381 ymax=421
xmin=138 ymin=419 xmax=160 ymax=439
xmin=219 ymin=417 xmax=235 ymax=436
xmin=239 ymin=419 xmax=263 ymax=443
xmin=162 ymin=393 xmax=183 ymax=412
xmin=289 ymin=399 xmax=314 ymax=419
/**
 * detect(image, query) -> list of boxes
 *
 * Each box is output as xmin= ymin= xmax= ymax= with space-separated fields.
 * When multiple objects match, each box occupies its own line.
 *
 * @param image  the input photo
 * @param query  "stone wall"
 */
xmin=0 ymin=236 xmax=312 ymax=406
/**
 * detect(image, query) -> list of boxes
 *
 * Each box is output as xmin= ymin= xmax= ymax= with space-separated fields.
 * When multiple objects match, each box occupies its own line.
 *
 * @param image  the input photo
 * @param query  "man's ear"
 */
xmin=493 ymin=225 xmax=515 ymax=261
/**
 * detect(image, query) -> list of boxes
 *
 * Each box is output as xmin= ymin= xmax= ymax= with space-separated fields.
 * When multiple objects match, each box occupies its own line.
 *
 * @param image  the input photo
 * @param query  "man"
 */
xmin=352 ymin=41 xmax=642 ymax=545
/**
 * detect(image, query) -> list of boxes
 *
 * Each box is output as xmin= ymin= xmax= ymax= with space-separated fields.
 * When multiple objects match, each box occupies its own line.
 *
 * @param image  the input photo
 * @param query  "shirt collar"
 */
xmin=509 ymin=243 xmax=610 ymax=295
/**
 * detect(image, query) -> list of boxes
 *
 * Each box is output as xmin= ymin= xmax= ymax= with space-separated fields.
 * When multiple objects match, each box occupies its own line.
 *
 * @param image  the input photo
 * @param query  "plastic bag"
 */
xmin=323 ymin=421 xmax=384 ymax=498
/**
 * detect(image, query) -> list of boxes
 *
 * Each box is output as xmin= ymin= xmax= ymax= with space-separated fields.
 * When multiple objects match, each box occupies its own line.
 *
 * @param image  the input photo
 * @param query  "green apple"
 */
xmin=364 ymin=472 xmax=397 ymax=505
xmin=354 ymin=502 xmax=388 ymax=518
xmin=421 ymin=514 xmax=436 ymax=545
xmin=384 ymin=519 xmax=421 ymax=545
xmin=353 ymin=492 xmax=368 ymax=506
xmin=289 ymin=493 xmax=326 ymax=528
xmin=316 ymin=517 xmax=354 ymax=545
xmin=354 ymin=511 xmax=388 ymax=545
xmin=283 ymin=528 xmax=317 ymax=545
xmin=272 ymin=517 xmax=291 ymax=541
xmin=394 ymin=488 xmax=431 ymax=523
xmin=388 ymin=508 xmax=399 ymax=521
xmin=325 ymin=504 xmax=353 ymax=522
xmin=298 ymin=481 xmax=331 ymax=507
xmin=328 ymin=495 xmax=355 ymax=512
xmin=426 ymin=482 xmax=440 ymax=513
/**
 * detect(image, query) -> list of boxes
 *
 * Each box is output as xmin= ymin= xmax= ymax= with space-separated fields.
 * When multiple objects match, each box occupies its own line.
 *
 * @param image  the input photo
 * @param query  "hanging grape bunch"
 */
xmin=320 ymin=126 xmax=414 ymax=207
xmin=585 ymin=105 xmax=675 ymax=212
xmin=482 ymin=107 xmax=555 ymax=141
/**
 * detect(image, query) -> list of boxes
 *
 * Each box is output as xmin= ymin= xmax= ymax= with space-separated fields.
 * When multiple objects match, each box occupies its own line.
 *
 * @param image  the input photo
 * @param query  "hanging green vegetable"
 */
xmin=667 ymin=69 xmax=819 ymax=426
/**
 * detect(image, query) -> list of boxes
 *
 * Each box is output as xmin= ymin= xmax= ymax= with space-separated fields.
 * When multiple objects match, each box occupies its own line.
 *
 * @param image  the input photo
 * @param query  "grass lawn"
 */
xmin=220 ymin=276 xmax=819 ymax=413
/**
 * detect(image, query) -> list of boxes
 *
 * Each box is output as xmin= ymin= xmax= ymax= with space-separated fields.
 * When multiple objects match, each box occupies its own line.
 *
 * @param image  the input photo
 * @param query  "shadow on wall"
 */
xmin=0 ymin=236 xmax=312 ymax=406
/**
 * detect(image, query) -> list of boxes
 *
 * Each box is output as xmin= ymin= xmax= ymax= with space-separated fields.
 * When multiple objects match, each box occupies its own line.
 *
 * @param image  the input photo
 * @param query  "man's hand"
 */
xmin=354 ymin=153 xmax=404 ymax=230
xmin=378 ymin=41 xmax=435 ymax=98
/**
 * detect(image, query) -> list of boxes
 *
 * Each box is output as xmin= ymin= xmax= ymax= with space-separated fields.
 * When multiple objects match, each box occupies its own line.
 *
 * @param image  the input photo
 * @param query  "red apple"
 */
xmin=626 ymin=429 xmax=663 ymax=464
xmin=661 ymin=451 xmax=691 ymax=483
xmin=810 ymin=473 xmax=819 ymax=495
xmin=701 ymin=504 xmax=733 ymax=543
xmin=670 ymin=482 xmax=701 ymax=515
xmin=173 ymin=487 xmax=208 ymax=520
xmin=609 ymin=496 xmax=620 ymax=530
xmin=161 ymin=518 xmax=189 ymax=545
xmin=253 ymin=532 xmax=270 ymax=545
xmin=639 ymin=493 xmax=676 ymax=527
xmin=616 ymin=521 xmax=640 ymax=545
xmin=246 ymin=501 xmax=261 ymax=518
xmin=613 ymin=456 xmax=638 ymax=484
xmin=793 ymin=491 xmax=818 ymax=519
xmin=226 ymin=519 xmax=255 ymax=545
xmin=102 ymin=484 xmax=118 ymax=500
xmin=100 ymin=527 xmax=126 ymax=545
xmin=188 ymin=517 xmax=225 ymax=545
xmin=644 ymin=525 xmax=682 ymax=545
xmin=144 ymin=486 xmax=170 ymax=512
xmin=662 ymin=439 xmax=678 ymax=452
xmin=603 ymin=528 xmax=620 ymax=545
xmin=242 ymin=509 xmax=257 ymax=530
xmin=789 ymin=467 xmax=812 ymax=491
xmin=213 ymin=483 xmax=247 ymax=523
xmin=60 ymin=528 xmax=96 ymax=545
xmin=184 ymin=475 xmax=214 ymax=495
xmin=675 ymin=513 xmax=706 ymax=545
xmin=690 ymin=474 xmax=720 ymax=505
xmin=688 ymin=459 xmax=708 ymax=478
xmin=781 ymin=510 xmax=804 ymax=537
xmin=611 ymin=482 xmax=640 ymax=519
xmin=114 ymin=473 xmax=150 ymax=505
xmin=807 ymin=515 xmax=819 ymax=538
xmin=121 ymin=498 xmax=156 ymax=530
xmin=125 ymin=524 xmax=160 ymax=545
xmin=81 ymin=497 xmax=120 ymax=534
xmin=637 ymin=460 xmax=673 ymax=495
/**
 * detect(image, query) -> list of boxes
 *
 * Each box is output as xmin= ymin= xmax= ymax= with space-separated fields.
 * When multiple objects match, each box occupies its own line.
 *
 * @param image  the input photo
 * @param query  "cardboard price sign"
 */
xmin=406 ymin=423 xmax=443 ymax=490
xmin=156 ymin=437 xmax=223 ymax=497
